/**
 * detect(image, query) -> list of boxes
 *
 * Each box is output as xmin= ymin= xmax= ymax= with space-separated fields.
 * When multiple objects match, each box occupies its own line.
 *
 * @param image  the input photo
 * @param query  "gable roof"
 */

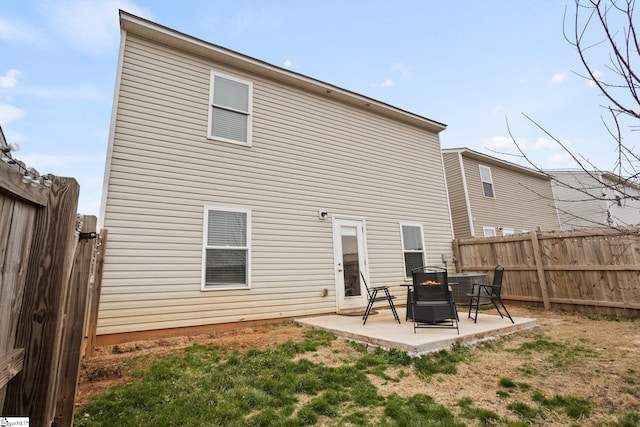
xmin=119 ymin=10 xmax=447 ymax=134
xmin=442 ymin=147 xmax=550 ymax=179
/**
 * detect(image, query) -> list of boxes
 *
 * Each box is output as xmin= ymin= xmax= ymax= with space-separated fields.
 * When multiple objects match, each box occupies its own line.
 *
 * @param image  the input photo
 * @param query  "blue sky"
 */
xmin=2 ymin=0 xmax=636 ymax=216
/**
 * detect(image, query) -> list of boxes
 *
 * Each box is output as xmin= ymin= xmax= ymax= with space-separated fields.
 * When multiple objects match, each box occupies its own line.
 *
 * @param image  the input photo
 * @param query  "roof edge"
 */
xmin=119 ymin=10 xmax=447 ymax=134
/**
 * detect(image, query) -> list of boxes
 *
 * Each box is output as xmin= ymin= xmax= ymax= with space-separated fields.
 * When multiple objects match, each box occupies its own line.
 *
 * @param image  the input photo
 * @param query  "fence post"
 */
xmin=54 ymin=215 xmax=97 ymax=427
xmin=3 ymin=176 xmax=80 ymax=426
xmin=85 ymin=228 xmax=107 ymax=357
xmin=530 ymin=231 xmax=551 ymax=310
xmin=452 ymin=239 xmax=462 ymax=272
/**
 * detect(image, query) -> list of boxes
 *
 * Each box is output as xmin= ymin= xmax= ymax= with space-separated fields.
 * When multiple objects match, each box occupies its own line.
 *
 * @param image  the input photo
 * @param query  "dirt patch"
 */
xmin=77 ymin=307 xmax=640 ymax=425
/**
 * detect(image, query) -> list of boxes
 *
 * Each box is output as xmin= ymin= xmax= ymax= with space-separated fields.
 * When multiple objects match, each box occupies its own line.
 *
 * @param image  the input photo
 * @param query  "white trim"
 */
xmin=458 ymin=152 xmax=475 ymax=237
xmin=201 ymin=205 xmax=252 ymax=290
xmin=399 ymin=222 xmax=426 ymax=278
xmin=482 ymin=226 xmax=496 ymax=237
xmin=98 ymin=28 xmax=128 ymax=229
xmin=331 ymin=216 xmax=369 ymax=312
xmin=439 ymin=148 xmax=456 ymax=241
xmin=207 ymin=70 xmax=253 ymax=147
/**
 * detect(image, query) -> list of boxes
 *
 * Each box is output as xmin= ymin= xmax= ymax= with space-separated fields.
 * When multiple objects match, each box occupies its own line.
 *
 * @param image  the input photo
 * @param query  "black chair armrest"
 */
xmin=468 ymin=282 xmax=492 ymax=296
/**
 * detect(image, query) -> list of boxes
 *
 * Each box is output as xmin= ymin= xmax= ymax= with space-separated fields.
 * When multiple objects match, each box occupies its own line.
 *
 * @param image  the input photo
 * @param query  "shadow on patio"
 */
xmin=295 ymin=307 xmax=538 ymax=357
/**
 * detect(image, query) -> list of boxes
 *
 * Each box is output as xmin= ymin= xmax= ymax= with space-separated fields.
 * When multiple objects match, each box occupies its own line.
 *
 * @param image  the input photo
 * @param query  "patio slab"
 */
xmin=295 ymin=307 xmax=538 ymax=356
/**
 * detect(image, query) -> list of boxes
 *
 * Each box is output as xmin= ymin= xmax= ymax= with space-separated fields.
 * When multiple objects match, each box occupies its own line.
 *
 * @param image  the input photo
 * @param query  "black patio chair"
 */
xmin=360 ymin=271 xmax=401 ymax=325
xmin=467 ymin=265 xmax=514 ymax=323
xmin=410 ymin=266 xmax=459 ymax=334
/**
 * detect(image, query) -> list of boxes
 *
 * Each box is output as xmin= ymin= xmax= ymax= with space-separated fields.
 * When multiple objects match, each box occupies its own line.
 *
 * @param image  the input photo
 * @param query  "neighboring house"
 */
xmin=97 ymin=11 xmax=455 ymax=338
xmin=546 ymin=169 xmax=640 ymax=230
xmin=441 ymin=148 xmax=560 ymax=239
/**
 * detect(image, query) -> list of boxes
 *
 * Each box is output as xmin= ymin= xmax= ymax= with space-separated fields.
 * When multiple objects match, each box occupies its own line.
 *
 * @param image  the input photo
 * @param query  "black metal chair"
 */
xmin=410 ymin=266 xmax=459 ymax=334
xmin=360 ymin=271 xmax=400 ymax=325
xmin=467 ymin=265 xmax=514 ymax=323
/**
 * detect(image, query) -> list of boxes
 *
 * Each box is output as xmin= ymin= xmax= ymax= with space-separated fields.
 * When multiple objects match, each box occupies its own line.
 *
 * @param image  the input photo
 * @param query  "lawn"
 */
xmin=75 ymin=307 xmax=640 ymax=426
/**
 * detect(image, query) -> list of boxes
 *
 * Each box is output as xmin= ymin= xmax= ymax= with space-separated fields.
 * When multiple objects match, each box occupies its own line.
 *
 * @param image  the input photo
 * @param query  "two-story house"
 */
xmin=97 ymin=11 xmax=455 ymax=340
xmin=547 ymin=169 xmax=640 ymax=230
xmin=442 ymin=148 xmax=560 ymax=239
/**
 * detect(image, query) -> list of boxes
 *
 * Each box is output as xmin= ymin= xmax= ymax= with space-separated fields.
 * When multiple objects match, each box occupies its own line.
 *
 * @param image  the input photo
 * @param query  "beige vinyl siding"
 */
xmin=605 ymin=176 xmax=640 ymax=227
xmin=549 ymin=171 xmax=607 ymax=230
xmin=99 ymin=33 xmax=452 ymax=334
xmin=461 ymin=156 xmax=560 ymax=236
xmin=549 ymin=171 xmax=640 ymax=230
xmin=442 ymin=152 xmax=472 ymax=238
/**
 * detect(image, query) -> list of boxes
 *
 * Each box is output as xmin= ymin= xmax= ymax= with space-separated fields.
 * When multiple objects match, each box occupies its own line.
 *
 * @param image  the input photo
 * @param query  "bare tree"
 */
xmin=508 ymin=0 xmax=640 ymax=230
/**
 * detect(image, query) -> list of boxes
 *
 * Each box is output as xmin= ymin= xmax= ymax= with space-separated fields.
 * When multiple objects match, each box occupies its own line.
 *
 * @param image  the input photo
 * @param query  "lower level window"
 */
xmin=483 ymin=226 xmax=496 ymax=237
xmin=202 ymin=207 xmax=251 ymax=289
xmin=400 ymin=223 xmax=426 ymax=278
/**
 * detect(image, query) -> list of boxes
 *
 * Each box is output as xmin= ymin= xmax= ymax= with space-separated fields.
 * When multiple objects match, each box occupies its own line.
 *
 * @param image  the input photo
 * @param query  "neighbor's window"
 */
xmin=479 ymin=165 xmax=495 ymax=198
xmin=400 ymin=223 xmax=426 ymax=278
xmin=208 ymin=71 xmax=252 ymax=146
xmin=501 ymin=227 xmax=515 ymax=236
xmin=202 ymin=207 xmax=251 ymax=289
xmin=483 ymin=226 xmax=496 ymax=237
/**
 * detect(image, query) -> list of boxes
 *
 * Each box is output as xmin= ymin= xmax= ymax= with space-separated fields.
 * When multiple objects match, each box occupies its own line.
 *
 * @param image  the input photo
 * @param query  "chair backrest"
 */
xmin=490 ymin=265 xmax=505 ymax=296
xmin=359 ymin=271 xmax=374 ymax=299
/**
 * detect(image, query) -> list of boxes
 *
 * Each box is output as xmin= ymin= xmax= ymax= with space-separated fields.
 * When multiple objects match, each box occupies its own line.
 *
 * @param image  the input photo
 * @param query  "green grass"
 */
xmin=75 ymin=322 xmax=633 ymax=426
xmin=508 ymin=333 xmax=595 ymax=369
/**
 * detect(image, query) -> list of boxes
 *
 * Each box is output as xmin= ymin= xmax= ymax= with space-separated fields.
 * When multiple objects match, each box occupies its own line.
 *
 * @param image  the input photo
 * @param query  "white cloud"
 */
xmin=488 ymin=135 xmax=513 ymax=149
xmin=0 ymin=18 xmax=45 ymax=44
xmin=38 ymin=0 xmax=151 ymax=54
xmin=283 ymin=59 xmax=292 ymax=68
xmin=551 ymin=72 xmax=566 ymax=83
xmin=391 ymin=63 xmax=411 ymax=79
xmin=28 ymin=83 xmax=104 ymax=101
xmin=589 ymin=70 xmax=603 ymax=88
xmin=492 ymin=104 xmax=503 ymax=115
xmin=534 ymin=137 xmax=555 ymax=150
xmin=378 ymin=79 xmax=394 ymax=88
xmin=0 ymin=69 xmax=22 ymax=89
xmin=549 ymin=152 xmax=573 ymax=164
xmin=0 ymin=104 xmax=25 ymax=124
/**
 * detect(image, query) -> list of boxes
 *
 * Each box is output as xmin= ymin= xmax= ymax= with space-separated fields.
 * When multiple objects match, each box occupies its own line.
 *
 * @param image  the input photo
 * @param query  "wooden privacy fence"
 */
xmin=1 ymin=156 xmax=106 ymax=427
xmin=453 ymin=228 xmax=640 ymax=317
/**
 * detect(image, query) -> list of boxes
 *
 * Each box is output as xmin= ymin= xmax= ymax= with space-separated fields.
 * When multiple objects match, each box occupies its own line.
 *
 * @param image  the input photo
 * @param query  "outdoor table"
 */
xmin=448 ymin=272 xmax=488 ymax=306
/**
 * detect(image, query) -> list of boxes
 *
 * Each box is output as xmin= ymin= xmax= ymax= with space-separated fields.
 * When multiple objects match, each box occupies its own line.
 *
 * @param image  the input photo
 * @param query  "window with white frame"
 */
xmin=479 ymin=165 xmax=495 ymax=198
xmin=483 ymin=226 xmax=496 ymax=237
xmin=400 ymin=223 xmax=426 ymax=278
xmin=202 ymin=207 xmax=251 ymax=289
xmin=208 ymin=72 xmax=252 ymax=146
xmin=501 ymin=227 xmax=515 ymax=236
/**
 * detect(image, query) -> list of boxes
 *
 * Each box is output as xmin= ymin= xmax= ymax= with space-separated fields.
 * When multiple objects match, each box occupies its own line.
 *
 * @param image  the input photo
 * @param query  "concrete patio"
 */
xmin=295 ymin=307 xmax=538 ymax=356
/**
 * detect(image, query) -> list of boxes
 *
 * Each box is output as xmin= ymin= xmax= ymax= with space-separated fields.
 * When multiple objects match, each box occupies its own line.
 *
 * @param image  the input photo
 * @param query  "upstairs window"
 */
xmin=400 ymin=223 xmax=426 ymax=278
xmin=202 ymin=207 xmax=251 ymax=289
xmin=479 ymin=165 xmax=495 ymax=198
xmin=208 ymin=72 xmax=252 ymax=146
